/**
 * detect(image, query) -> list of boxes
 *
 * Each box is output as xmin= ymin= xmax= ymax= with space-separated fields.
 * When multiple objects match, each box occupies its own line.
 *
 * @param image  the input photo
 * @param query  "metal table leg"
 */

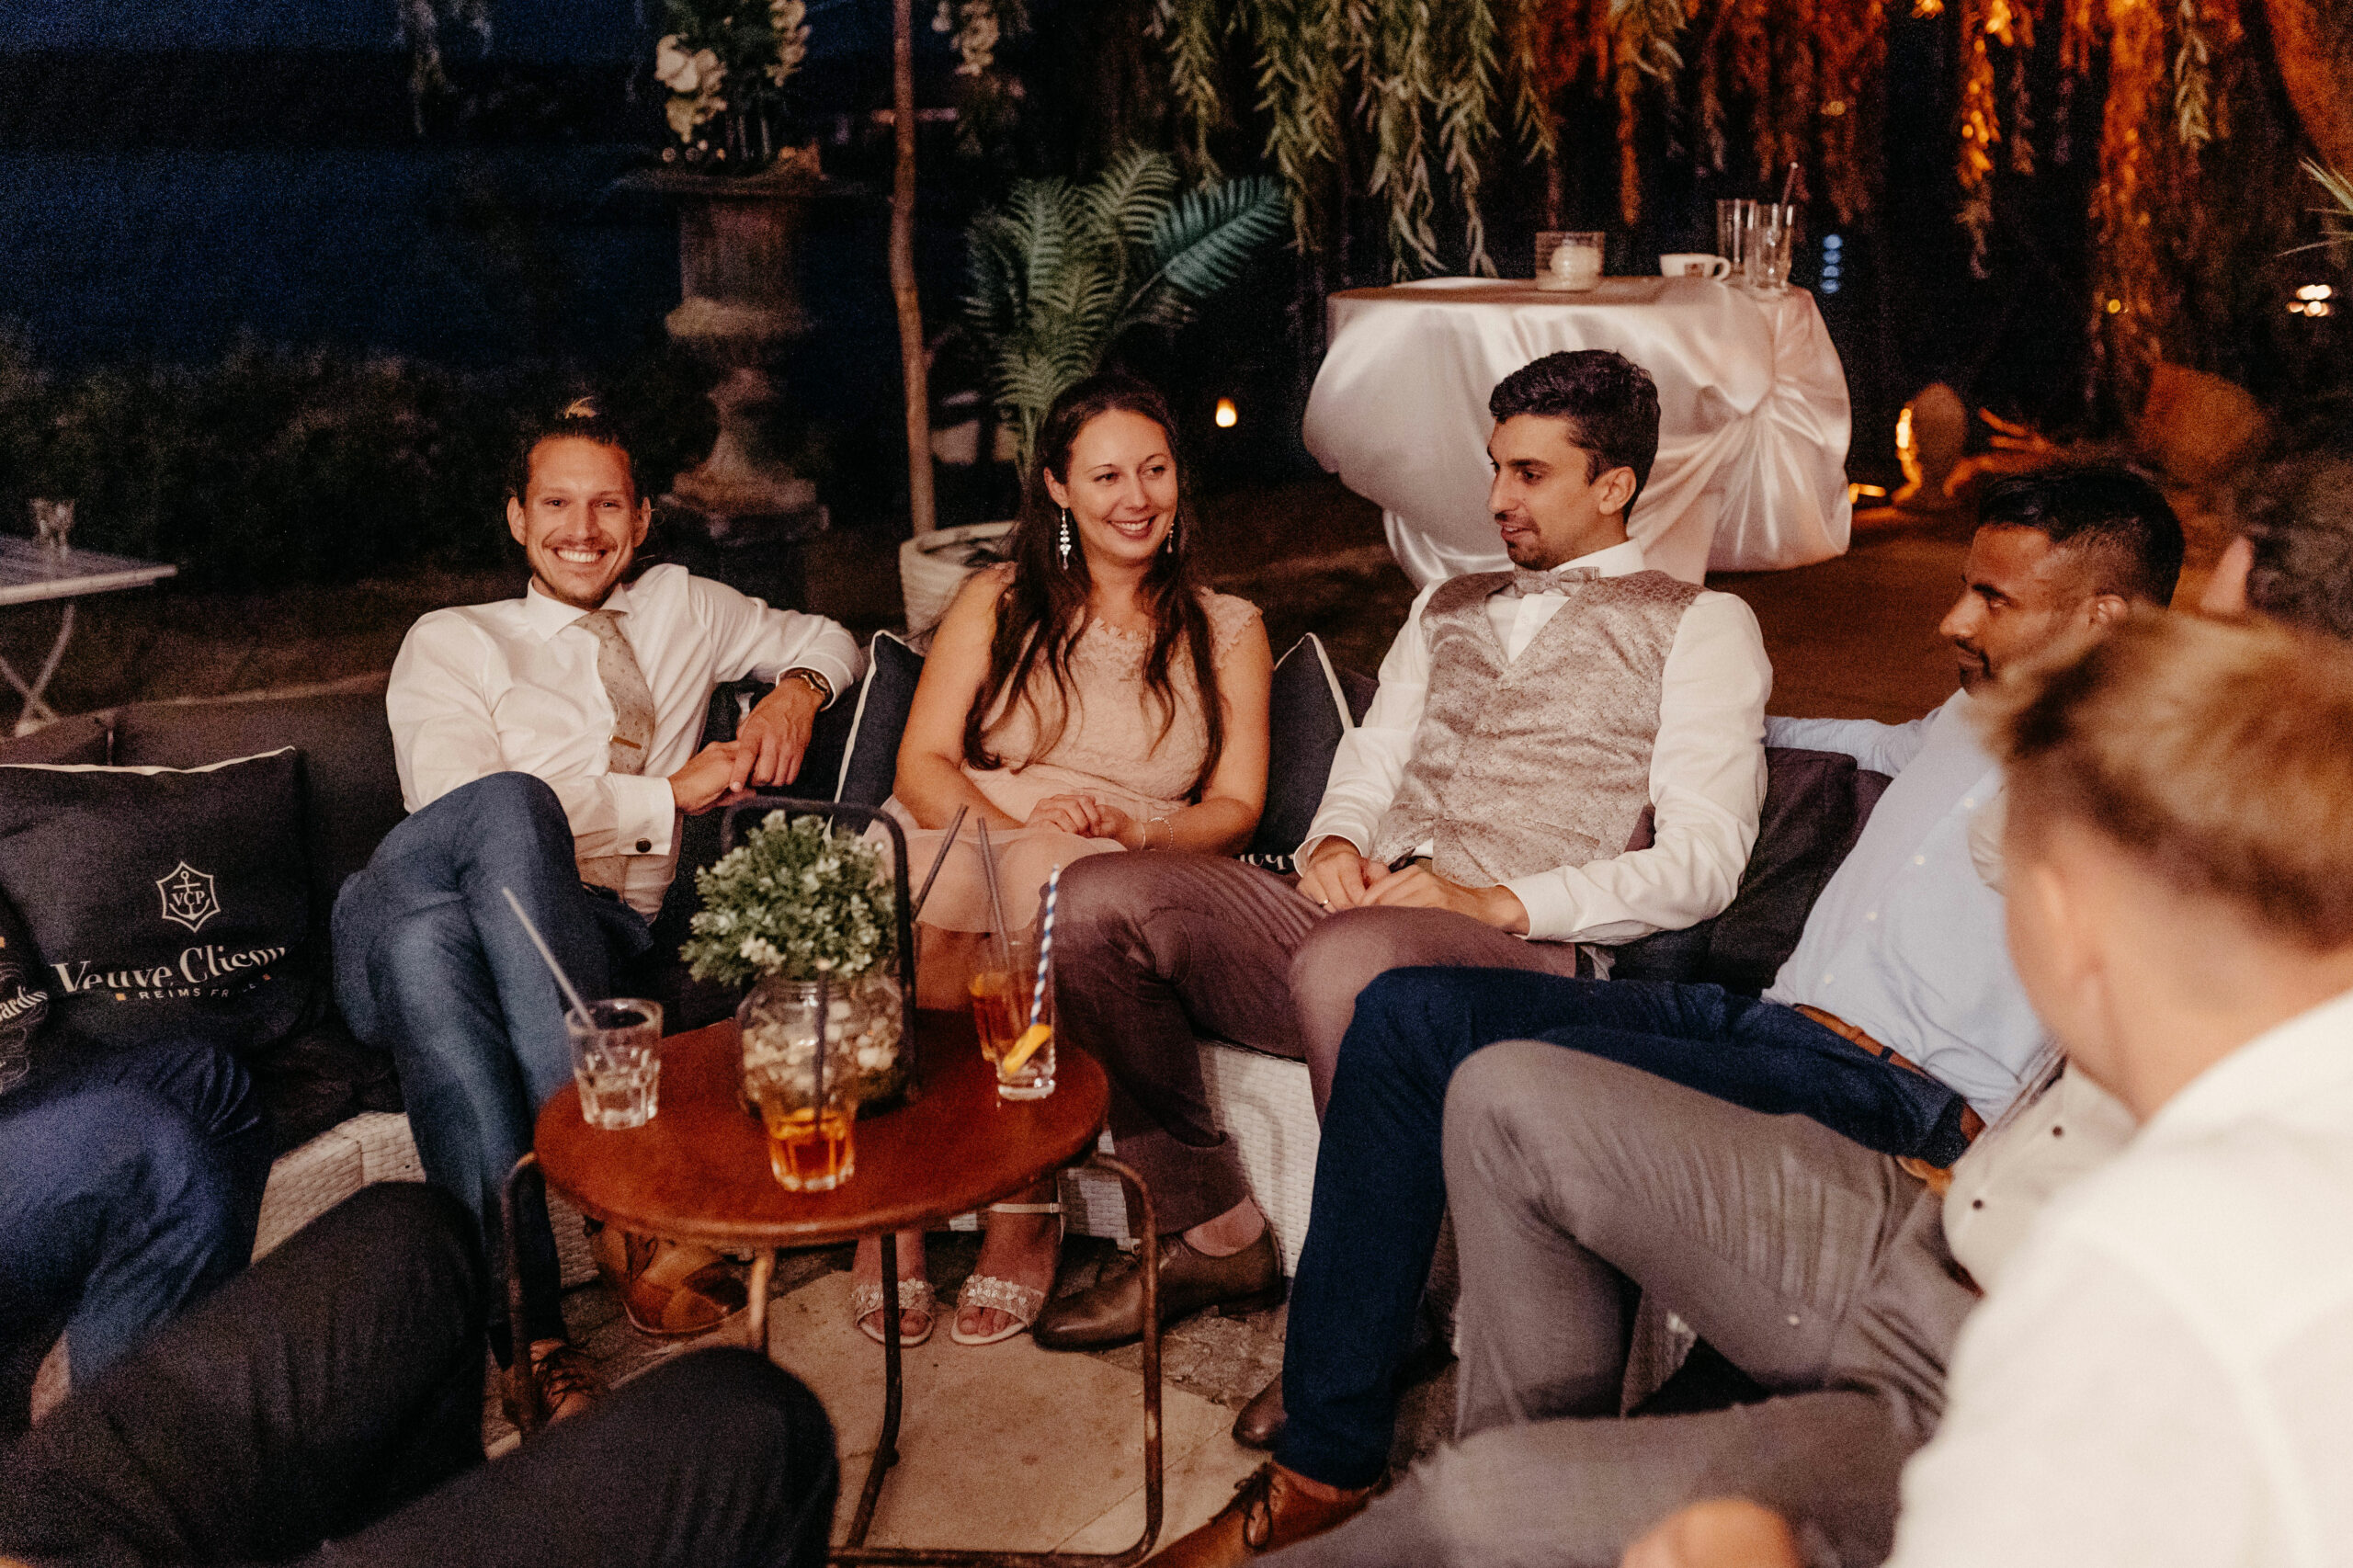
xmin=501 ymin=1153 xmax=547 ymax=1436
xmin=0 ymin=602 xmax=74 ymax=735
xmin=833 ymin=1151 xmax=1165 ymax=1568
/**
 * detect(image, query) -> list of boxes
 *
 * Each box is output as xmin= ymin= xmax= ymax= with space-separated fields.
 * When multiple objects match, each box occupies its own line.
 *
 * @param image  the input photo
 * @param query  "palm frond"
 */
xmin=1132 ymin=176 xmax=1290 ymax=306
xmin=1084 ymin=147 xmax=1182 ymax=248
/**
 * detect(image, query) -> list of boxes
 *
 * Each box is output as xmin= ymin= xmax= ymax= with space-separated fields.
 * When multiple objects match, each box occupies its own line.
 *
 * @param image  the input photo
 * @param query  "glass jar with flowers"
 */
xmin=684 ymin=811 xmax=909 ymax=1110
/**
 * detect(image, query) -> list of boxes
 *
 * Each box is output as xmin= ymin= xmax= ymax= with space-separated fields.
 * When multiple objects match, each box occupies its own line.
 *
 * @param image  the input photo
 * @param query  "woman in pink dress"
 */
xmin=860 ymin=372 xmax=1273 ymax=1347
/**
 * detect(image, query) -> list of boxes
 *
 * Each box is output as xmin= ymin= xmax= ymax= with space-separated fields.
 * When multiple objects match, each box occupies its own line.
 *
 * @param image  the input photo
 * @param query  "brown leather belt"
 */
xmin=1795 ymin=1005 xmax=1986 ymax=1190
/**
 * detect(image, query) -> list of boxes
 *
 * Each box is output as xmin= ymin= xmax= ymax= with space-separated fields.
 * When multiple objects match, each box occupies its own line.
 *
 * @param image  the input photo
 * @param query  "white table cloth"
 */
xmin=1302 ymin=277 xmax=1854 ymax=587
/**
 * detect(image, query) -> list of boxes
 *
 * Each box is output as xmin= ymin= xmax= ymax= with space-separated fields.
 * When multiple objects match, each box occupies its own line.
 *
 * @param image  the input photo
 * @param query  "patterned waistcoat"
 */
xmin=1367 ymin=569 xmax=1702 ymax=885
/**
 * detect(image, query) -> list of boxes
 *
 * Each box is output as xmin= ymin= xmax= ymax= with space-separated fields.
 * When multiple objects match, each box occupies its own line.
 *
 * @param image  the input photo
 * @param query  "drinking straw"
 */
xmin=1778 ymin=160 xmax=1800 ymax=210
xmin=500 ymin=887 xmax=594 ymax=1028
xmin=1029 ymin=863 xmax=1062 ymax=1029
xmin=974 ymin=818 xmax=1014 ymax=972
xmin=909 ymin=803 xmax=970 ymax=923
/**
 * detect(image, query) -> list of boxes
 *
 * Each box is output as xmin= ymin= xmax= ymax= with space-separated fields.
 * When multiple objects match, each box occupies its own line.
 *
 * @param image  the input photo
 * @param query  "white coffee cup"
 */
xmin=1660 ymin=253 xmax=1733 ymax=279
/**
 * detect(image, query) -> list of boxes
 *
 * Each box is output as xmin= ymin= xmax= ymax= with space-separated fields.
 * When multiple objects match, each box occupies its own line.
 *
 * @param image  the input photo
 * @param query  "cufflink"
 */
xmin=635 ymin=838 xmax=652 ymax=853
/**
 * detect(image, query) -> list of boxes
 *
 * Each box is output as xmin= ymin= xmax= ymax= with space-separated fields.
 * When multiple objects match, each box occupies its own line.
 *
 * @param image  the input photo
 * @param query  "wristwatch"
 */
xmin=779 ymin=667 xmax=833 ymax=707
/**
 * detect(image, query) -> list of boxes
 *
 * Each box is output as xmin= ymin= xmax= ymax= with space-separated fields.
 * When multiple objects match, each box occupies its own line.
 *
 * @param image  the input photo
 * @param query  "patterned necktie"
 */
xmin=1508 ymin=563 xmax=1604 ymax=597
xmin=577 ymin=609 xmax=656 ymax=776
xmin=575 ymin=608 xmax=657 ymax=892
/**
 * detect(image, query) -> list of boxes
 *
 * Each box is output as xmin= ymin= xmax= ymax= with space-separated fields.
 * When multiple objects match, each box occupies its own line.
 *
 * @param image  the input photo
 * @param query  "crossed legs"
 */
xmin=331 ymin=772 xmax=648 ymax=1348
xmin=1267 ymin=1041 xmax=1971 ymax=1568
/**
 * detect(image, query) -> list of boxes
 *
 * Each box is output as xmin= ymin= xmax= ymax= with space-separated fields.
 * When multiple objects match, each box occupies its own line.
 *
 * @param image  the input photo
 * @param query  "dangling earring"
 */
xmin=1057 ymin=508 xmax=1073 ymax=569
xmin=1165 ymin=515 xmax=1180 ymax=554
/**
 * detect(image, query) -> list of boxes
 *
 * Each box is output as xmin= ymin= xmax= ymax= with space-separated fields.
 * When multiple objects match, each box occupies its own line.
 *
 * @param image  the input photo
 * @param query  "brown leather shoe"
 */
xmin=1032 ymin=1229 xmax=1284 ymax=1351
xmin=1232 ymin=1372 xmax=1285 ymax=1449
xmin=1147 ymin=1462 xmax=1372 ymax=1566
xmin=586 ymin=1220 xmax=749 ymax=1339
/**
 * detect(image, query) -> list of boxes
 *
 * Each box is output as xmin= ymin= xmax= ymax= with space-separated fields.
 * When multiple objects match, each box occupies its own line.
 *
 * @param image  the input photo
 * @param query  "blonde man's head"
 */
xmin=1984 ymin=610 xmax=2353 ymax=951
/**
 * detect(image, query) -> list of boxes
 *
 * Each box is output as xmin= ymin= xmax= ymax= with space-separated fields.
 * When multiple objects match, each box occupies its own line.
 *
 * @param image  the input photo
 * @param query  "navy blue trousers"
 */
xmin=331 ymin=773 xmax=651 ymax=1346
xmin=1274 ymin=966 xmax=1972 ymax=1488
xmin=0 ymin=1033 xmax=271 ymax=1413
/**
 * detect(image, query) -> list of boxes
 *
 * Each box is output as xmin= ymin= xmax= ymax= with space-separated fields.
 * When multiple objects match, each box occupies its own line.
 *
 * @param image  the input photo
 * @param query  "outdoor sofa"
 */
xmin=0 ymin=631 xmax=1889 ymax=1298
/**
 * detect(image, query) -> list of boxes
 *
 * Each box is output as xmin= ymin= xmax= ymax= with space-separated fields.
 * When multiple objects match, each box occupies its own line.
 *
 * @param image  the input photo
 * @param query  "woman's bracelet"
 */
xmin=1142 ymin=815 xmax=1171 ymax=851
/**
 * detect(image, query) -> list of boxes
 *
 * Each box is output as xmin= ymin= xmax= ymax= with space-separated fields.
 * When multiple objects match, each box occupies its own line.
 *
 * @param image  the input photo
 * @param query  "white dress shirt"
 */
xmin=1764 ymin=693 xmax=2045 ymax=1119
xmin=388 ymin=563 xmax=861 ymax=919
xmin=1939 ymin=1065 xmax=2134 ymax=1291
xmin=1300 ymin=539 xmax=1771 ymax=944
xmin=1888 ymin=988 xmax=2353 ymax=1568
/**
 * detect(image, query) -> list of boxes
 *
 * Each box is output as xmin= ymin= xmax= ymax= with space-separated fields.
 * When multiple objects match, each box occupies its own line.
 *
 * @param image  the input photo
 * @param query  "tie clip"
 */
xmin=610 ymin=735 xmax=643 ymax=750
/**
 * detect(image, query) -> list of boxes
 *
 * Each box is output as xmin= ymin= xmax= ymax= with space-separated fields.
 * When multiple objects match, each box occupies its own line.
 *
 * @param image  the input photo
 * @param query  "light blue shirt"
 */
xmin=1763 ymin=692 xmax=2046 ymax=1119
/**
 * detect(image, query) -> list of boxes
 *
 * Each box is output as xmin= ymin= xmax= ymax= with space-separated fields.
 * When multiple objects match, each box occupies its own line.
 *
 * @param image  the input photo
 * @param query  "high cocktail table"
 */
xmin=0 ymin=539 xmax=177 ymax=734
xmin=506 ymin=1010 xmax=1165 ymax=1567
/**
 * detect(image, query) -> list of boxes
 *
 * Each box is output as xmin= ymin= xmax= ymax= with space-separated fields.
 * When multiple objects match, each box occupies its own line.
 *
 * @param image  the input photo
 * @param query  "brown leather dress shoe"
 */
xmin=1232 ymin=1372 xmax=1285 ymax=1449
xmin=1147 ymin=1462 xmax=1372 ymax=1566
xmin=1032 ymin=1229 xmax=1284 ymax=1351
xmin=586 ymin=1220 xmax=749 ymax=1339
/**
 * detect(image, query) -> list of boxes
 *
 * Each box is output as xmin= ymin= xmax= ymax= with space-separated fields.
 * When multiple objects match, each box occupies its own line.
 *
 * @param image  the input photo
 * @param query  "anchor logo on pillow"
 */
xmin=157 ymin=862 xmax=222 ymax=934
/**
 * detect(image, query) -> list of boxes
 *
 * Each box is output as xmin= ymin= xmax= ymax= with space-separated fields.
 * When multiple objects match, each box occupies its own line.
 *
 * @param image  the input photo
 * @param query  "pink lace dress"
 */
xmin=885 ymin=587 xmax=1261 ymax=998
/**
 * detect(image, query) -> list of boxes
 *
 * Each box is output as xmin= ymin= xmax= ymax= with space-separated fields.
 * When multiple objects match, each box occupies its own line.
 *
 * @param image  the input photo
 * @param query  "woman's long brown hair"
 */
xmin=961 ymin=372 xmax=1226 ymax=800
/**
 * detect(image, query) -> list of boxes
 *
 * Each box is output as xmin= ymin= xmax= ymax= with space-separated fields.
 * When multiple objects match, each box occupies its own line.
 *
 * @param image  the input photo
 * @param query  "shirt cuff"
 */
xmin=780 ymin=667 xmax=839 ymax=709
xmin=1294 ymin=824 xmax=1370 ymax=870
xmin=1501 ymin=871 xmax=1585 ymax=943
xmin=610 ymin=774 xmax=677 ymax=858
xmin=788 ymin=649 xmax=858 ymax=710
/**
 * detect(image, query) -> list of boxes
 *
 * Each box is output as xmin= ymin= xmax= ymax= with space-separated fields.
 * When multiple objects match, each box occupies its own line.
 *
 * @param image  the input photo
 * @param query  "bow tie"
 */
xmin=1508 ymin=564 xmax=1603 ymax=597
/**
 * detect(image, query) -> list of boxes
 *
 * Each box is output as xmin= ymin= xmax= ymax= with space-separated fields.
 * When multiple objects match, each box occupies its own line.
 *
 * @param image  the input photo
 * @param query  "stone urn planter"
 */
xmin=627 ymin=150 xmax=833 ymax=603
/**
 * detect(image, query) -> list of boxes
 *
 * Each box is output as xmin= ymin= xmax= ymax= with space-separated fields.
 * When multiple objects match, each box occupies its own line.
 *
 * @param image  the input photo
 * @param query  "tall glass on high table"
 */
xmin=969 ymin=931 xmax=1056 ymax=1101
xmin=741 ymin=983 xmax=857 ymax=1190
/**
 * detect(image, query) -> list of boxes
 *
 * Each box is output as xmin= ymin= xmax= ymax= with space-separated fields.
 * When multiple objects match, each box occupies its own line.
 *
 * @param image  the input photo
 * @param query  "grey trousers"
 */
xmin=1270 ymin=1041 xmax=1975 ymax=1568
xmin=1051 ymin=853 xmax=1587 ymax=1233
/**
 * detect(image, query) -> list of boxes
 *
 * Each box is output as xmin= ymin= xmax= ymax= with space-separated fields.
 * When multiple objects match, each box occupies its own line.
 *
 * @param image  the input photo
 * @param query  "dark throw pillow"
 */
xmin=1245 ymin=634 xmax=1360 ymax=870
xmin=835 ymin=631 xmax=925 ymax=809
xmin=0 ymin=749 xmax=319 ymax=1057
xmin=1609 ymin=746 xmax=1894 ymax=994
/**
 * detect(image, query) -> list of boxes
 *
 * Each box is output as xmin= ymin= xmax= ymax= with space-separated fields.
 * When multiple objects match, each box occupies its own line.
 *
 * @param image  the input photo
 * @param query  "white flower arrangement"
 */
xmin=654 ymin=0 xmax=813 ymax=165
xmin=655 ymin=35 xmax=726 ymax=141
xmin=683 ymin=812 xmax=898 ymax=987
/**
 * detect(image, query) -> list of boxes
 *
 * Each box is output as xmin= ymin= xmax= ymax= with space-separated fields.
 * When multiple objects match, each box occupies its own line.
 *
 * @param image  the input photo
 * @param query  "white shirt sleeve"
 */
xmin=689 ymin=575 xmax=863 ymax=701
xmin=387 ymin=616 xmax=677 ymax=859
xmin=1503 ymin=590 xmax=1771 ymax=942
xmin=1766 ymin=711 xmax=1935 ymax=775
xmin=1295 ymin=581 xmax=1439 ymax=863
xmin=1885 ymin=1231 xmax=2264 ymax=1568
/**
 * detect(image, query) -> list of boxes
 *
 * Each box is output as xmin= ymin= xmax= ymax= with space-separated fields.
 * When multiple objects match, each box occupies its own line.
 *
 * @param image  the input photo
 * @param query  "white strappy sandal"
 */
xmin=951 ymin=1200 xmax=1064 ymax=1346
xmin=851 ymin=1275 xmax=938 ymax=1346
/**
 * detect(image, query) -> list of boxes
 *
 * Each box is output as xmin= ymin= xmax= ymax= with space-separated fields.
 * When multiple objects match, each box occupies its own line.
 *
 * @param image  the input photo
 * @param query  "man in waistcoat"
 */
xmin=1173 ymin=468 xmax=2183 ymax=1568
xmin=1034 ymin=350 xmax=1773 ymax=1347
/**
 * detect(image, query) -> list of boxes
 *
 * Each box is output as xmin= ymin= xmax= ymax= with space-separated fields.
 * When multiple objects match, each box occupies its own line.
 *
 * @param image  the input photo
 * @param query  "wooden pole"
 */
xmin=892 ymin=0 xmax=938 ymax=536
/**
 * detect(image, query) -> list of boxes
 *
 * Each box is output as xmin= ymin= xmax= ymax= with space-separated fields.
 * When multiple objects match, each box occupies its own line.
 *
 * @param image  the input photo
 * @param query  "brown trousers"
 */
xmin=1050 ymin=853 xmax=1588 ymax=1233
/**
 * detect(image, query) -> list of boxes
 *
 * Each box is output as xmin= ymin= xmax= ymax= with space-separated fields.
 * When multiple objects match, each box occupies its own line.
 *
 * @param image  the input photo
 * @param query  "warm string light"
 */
xmin=1214 ymin=397 xmax=1239 ymax=428
xmin=2290 ymin=283 xmax=2335 ymax=317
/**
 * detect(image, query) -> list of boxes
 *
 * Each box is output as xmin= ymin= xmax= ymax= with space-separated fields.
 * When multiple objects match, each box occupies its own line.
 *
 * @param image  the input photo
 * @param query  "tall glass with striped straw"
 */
xmin=990 ymin=863 xmax=1060 ymax=1100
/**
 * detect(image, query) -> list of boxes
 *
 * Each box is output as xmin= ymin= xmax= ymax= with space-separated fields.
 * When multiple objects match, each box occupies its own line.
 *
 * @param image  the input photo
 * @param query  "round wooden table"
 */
xmin=504 ymin=1010 xmax=1165 ymax=1566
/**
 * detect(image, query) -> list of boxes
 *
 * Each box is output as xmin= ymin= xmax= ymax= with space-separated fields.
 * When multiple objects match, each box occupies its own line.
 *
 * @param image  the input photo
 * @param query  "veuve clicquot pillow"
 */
xmin=0 ymin=748 xmax=315 ymax=1055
